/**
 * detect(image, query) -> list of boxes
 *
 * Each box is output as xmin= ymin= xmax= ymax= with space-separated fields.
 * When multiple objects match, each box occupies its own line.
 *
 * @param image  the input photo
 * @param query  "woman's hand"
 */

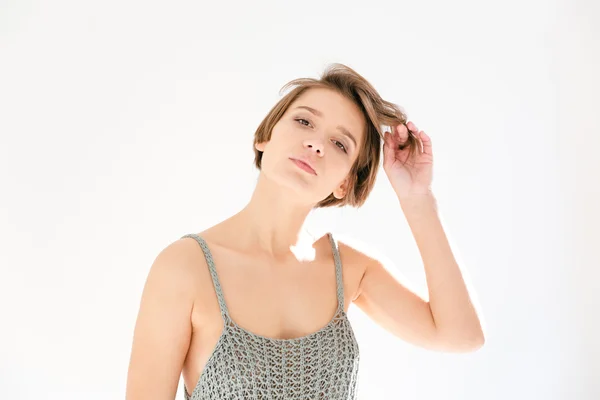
xmin=383 ymin=121 xmax=434 ymax=199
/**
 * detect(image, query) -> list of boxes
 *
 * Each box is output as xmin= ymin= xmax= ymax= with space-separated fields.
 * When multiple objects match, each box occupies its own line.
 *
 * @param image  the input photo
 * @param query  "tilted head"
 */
xmin=253 ymin=63 xmax=419 ymax=208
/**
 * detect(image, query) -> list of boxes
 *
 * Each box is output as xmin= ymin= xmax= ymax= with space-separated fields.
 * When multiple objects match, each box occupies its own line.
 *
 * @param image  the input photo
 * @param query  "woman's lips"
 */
xmin=290 ymin=158 xmax=317 ymax=175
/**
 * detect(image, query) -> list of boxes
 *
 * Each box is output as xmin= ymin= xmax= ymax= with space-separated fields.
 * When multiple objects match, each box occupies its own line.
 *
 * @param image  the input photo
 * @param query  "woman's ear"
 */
xmin=255 ymin=141 xmax=267 ymax=152
xmin=333 ymin=179 xmax=349 ymax=199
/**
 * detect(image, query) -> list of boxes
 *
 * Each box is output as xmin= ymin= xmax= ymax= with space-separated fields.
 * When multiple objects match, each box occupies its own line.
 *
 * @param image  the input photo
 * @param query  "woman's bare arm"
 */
xmin=126 ymin=241 xmax=197 ymax=400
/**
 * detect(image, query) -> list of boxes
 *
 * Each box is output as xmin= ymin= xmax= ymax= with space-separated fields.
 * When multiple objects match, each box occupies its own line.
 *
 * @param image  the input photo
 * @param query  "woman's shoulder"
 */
xmin=327 ymin=231 xmax=381 ymax=265
xmin=147 ymin=231 xmax=218 ymax=295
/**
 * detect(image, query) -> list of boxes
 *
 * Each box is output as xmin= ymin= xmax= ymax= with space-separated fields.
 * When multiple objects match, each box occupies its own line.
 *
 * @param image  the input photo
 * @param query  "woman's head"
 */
xmin=253 ymin=63 xmax=418 ymax=208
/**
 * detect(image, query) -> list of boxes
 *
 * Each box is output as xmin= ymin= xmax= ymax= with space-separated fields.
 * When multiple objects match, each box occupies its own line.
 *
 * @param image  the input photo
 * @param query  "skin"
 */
xmin=125 ymin=88 xmax=484 ymax=400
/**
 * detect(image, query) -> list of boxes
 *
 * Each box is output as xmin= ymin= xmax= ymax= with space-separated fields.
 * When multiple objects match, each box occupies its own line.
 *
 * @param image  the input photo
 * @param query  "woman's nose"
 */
xmin=304 ymin=139 xmax=325 ymax=156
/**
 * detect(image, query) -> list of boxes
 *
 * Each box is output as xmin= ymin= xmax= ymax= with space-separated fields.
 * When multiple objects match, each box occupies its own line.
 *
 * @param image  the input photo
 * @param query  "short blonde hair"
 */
xmin=253 ymin=63 xmax=419 ymax=208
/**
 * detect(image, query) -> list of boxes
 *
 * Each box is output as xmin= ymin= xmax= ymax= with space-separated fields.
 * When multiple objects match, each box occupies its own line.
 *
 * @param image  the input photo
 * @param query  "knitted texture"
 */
xmin=180 ymin=233 xmax=360 ymax=400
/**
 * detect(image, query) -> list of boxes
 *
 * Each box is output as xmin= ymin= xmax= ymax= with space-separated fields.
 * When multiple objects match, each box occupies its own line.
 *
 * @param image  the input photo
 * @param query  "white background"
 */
xmin=1 ymin=0 xmax=598 ymax=399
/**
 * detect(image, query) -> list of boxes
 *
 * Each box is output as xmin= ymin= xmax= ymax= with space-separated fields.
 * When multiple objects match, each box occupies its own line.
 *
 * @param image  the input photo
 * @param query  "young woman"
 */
xmin=126 ymin=63 xmax=485 ymax=400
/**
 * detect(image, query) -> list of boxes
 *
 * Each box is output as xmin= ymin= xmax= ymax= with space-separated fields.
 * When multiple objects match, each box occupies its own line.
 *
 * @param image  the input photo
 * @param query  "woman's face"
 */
xmin=255 ymin=87 xmax=366 ymax=204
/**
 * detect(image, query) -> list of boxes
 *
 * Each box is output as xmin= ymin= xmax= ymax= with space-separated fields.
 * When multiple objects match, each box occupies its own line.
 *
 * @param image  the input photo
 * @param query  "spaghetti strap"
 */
xmin=327 ymin=232 xmax=345 ymax=312
xmin=181 ymin=233 xmax=231 ymax=322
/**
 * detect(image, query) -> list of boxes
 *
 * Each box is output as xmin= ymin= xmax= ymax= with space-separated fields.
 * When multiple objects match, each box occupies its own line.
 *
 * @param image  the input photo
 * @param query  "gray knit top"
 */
xmin=180 ymin=233 xmax=360 ymax=400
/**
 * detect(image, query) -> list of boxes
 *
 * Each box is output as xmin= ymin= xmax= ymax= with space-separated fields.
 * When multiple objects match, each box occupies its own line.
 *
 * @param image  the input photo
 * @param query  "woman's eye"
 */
xmin=333 ymin=140 xmax=347 ymax=153
xmin=295 ymin=118 xmax=347 ymax=153
xmin=296 ymin=118 xmax=311 ymax=127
